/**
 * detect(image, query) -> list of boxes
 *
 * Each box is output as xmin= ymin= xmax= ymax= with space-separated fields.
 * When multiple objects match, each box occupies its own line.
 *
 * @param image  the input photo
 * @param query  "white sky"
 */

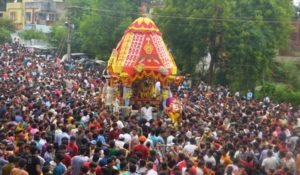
xmin=295 ymin=0 xmax=300 ymax=6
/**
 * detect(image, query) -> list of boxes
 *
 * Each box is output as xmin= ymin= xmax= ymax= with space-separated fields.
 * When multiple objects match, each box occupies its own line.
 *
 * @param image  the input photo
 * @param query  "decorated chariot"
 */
xmin=104 ymin=17 xmax=183 ymax=124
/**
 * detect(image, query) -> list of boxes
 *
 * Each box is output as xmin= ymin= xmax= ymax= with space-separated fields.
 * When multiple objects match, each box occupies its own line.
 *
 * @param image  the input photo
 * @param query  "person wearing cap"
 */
xmin=132 ymin=135 xmax=150 ymax=160
xmin=89 ymin=140 xmax=97 ymax=157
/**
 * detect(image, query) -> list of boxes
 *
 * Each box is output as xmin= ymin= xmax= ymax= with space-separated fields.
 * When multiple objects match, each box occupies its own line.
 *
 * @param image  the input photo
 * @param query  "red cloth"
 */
xmin=109 ymin=129 xmax=121 ymax=141
xmin=83 ymin=162 xmax=102 ymax=175
xmin=67 ymin=143 xmax=78 ymax=157
xmin=132 ymin=144 xmax=150 ymax=160
xmin=176 ymin=160 xmax=186 ymax=171
xmin=240 ymin=160 xmax=254 ymax=168
xmin=203 ymin=166 xmax=215 ymax=175
xmin=62 ymin=154 xmax=72 ymax=167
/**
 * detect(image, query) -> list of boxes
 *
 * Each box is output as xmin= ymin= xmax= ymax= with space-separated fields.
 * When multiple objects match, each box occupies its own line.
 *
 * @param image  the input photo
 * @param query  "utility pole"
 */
xmin=66 ymin=7 xmax=72 ymax=61
xmin=67 ymin=16 xmax=71 ymax=61
xmin=29 ymin=7 xmax=38 ymax=29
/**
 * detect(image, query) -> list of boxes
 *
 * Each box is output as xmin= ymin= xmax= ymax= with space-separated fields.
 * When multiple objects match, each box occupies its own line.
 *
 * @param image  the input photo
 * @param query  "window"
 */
xmin=10 ymin=12 xmax=16 ymax=21
xmin=38 ymin=12 xmax=46 ymax=20
xmin=25 ymin=12 xmax=31 ymax=21
xmin=48 ymin=13 xmax=56 ymax=21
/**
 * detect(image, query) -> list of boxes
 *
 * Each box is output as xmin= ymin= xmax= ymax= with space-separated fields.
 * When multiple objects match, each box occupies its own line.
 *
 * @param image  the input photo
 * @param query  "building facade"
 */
xmin=5 ymin=2 xmax=24 ymax=29
xmin=4 ymin=0 xmax=64 ymax=29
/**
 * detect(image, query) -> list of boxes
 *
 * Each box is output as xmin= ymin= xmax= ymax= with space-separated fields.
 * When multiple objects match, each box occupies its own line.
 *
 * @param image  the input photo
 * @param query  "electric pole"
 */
xmin=66 ymin=14 xmax=71 ymax=61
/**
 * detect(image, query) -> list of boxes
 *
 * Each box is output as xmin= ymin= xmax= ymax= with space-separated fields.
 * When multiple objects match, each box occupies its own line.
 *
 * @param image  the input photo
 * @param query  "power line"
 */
xmin=67 ymin=5 xmax=296 ymax=24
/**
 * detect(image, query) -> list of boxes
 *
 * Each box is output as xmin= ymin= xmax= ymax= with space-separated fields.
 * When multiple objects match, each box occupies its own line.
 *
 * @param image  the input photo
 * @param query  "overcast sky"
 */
xmin=295 ymin=0 xmax=300 ymax=6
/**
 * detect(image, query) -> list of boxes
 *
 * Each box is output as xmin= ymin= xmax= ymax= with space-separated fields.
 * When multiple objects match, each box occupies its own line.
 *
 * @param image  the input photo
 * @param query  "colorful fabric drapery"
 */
xmin=107 ymin=17 xmax=177 ymax=86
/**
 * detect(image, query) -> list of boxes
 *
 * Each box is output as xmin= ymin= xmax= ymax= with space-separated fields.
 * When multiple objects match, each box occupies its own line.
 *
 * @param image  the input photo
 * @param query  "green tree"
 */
xmin=0 ymin=18 xmax=16 ymax=32
xmin=155 ymin=0 xmax=294 ymax=90
xmin=156 ymin=0 xmax=234 ymax=82
xmin=76 ymin=0 xmax=141 ymax=59
xmin=222 ymin=0 xmax=294 ymax=91
xmin=47 ymin=25 xmax=67 ymax=56
xmin=0 ymin=18 xmax=15 ymax=44
xmin=20 ymin=29 xmax=47 ymax=41
xmin=0 ymin=28 xmax=12 ymax=44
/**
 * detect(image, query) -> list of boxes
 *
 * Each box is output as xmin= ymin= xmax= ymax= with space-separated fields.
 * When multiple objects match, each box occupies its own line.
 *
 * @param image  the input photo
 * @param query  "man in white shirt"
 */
xmin=183 ymin=138 xmax=198 ymax=156
xmin=140 ymin=102 xmax=154 ymax=122
xmin=203 ymin=150 xmax=216 ymax=167
xmin=261 ymin=150 xmax=278 ymax=174
xmin=115 ymin=135 xmax=125 ymax=148
xmin=167 ymin=130 xmax=176 ymax=146
xmin=56 ymin=127 xmax=70 ymax=146
xmin=115 ymin=113 xmax=125 ymax=129
xmin=122 ymin=128 xmax=132 ymax=144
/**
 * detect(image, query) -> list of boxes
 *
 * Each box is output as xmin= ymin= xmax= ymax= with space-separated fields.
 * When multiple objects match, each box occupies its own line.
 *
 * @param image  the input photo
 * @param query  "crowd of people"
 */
xmin=0 ymin=42 xmax=300 ymax=175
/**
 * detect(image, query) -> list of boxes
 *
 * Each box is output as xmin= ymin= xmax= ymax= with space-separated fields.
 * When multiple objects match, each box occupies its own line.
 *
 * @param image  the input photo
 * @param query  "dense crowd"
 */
xmin=0 ymin=43 xmax=300 ymax=175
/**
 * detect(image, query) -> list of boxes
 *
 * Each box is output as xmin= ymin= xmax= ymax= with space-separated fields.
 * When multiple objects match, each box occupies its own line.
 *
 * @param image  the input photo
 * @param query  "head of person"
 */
xmin=267 ymin=150 xmax=273 ymax=157
xmin=70 ymin=136 xmax=76 ymax=144
xmin=18 ymin=158 xmax=27 ymax=169
xmin=90 ymin=162 xmax=98 ymax=172
xmin=55 ymin=152 xmax=65 ymax=163
xmin=129 ymin=163 xmax=136 ymax=173
xmin=7 ymin=155 xmax=15 ymax=164
xmin=139 ymin=135 xmax=147 ymax=144
xmin=145 ymin=102 xmax=150 ymax=108
xmin=30 ymin=145 xmax=38 ymax=155
xmin=79 ymin=147 xmax=87 ymax=156
xmin=146 ymin=162 xmax=154 ymax=170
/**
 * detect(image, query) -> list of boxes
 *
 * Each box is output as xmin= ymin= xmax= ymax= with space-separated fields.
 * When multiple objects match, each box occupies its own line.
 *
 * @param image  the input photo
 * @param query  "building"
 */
xmin=0 ymin=0 xmax=7 ymax=18
xmin=4 ymin=1 xmax=24 ymax=29
xmin=24 ymin=0 xmax=58 ymax=27
xmin=54 ymin=0 xmax=64 ymax=20
xmin=4 ymin=0 xmax=64 ymax=29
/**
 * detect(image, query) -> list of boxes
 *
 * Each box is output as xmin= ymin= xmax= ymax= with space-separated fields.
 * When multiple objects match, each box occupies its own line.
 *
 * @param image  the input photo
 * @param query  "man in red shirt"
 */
xmin=83 ymin=154 xmax=102 ymax=175
xmin=176 ymin=153 xmax=187 ymax=171
xmin=67 ymin=136 xmax=78 ymax=157
xmin=109 ymin=123 xmax=121 ymax=141
xmin=58 ymin=144 xmax=72 ymax=168
xmin=132 ymin=135 xmax=150 ymax=160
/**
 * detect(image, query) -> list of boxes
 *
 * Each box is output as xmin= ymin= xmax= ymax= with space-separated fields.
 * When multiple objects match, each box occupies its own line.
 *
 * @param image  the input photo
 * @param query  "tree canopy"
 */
xmin=68 ymin=0 xmax=141 ymax=59
xmin=48 ymin=0 xmax=295 ymax=93
xmin=0 ymin=18 xmax=15 ymax=44
xmin=19 ymin=29 xmax=47 ymax=41
xmin=155 ymin=0 xmax=294 ymax=91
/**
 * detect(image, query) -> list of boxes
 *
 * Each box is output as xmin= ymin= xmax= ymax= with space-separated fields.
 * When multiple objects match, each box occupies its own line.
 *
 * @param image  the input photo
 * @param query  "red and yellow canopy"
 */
xmin=107 ymin=17 xmax=177 ymax=86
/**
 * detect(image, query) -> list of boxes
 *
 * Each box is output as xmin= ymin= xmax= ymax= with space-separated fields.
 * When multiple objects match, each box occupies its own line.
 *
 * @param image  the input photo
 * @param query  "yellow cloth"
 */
xmin=169 ymin=112 xmax=180 ymax=126
xmin=162 ymin=90 xmax=168 ymax=100
xmin=220 ymin=155 xmax=233 ymax=166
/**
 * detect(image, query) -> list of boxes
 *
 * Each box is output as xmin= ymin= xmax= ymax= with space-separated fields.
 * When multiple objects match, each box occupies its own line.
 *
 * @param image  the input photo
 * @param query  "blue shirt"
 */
xmin=156 ymin=136 xmax=165 ymax=145
xmin=53 ymin=163 xmax=66 ymax=175
xmin=99 ymin=156 xmax=108 ymax=167
xmin=97 ymin=134 xmax=106 ymax=145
